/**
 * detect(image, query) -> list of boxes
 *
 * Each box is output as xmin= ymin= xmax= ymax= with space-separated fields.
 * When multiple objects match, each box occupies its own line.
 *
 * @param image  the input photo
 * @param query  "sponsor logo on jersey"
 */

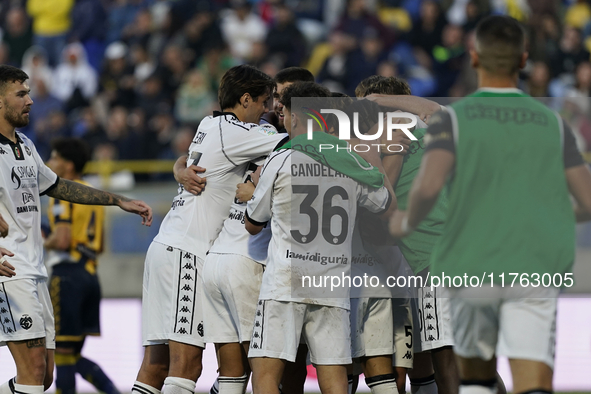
xmin=255 ymin=124 xmax=278 ymax=136
xmin=228 ymin=208 xmax=245 ymax=224
xmin=11 ymin=166 xmax=36 ymax=190
xmin=171 ymin=197 xmax=185 ymax=210
xmin=22 ymin=192 xmax=35 ymax=204
xmin=16 ymin=205 xmax=39 ymax=213
xmin=193 ymin=132 xmax=207 ymax=145
xmin=19 ymin=315 xmax=32 ymax=330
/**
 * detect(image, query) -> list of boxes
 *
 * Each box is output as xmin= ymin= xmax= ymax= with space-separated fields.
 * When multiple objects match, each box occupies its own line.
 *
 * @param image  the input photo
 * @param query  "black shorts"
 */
xmin=50 ymin=261 xmax=101 ymax=343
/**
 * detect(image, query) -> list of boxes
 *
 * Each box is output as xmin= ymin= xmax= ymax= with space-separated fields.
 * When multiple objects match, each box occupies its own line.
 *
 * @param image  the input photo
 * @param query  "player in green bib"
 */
xmin=390 ymin=15 xmax=591 ymax=394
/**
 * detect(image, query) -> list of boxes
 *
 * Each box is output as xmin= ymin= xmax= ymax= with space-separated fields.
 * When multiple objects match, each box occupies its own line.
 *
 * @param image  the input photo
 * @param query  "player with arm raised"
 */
xmin=198 ymin=67 xmax=313 ymax=394
xmin=390 ymin=15 xmax=591 ymax=394
xmin=245 ymin=82 xmax=396 ymax=394
xmin=131 ymin=65 xmax=286 ymax=394
xmin=0 ymin=65 xmax=152 ymax=394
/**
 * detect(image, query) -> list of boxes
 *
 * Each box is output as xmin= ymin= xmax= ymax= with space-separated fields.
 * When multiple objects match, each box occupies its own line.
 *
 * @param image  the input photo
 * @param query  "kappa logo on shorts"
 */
xmin=427 ymin=324 xmax=435 ymax=331
xmin=427 ymin=335 xmax=436 ymax=341
xmin=180 ymin=295 xmax=192 ymax=302
xmin=425 ymin=314 xmax=434 ymax=320
xmin=180 ymin=306 xmax=190 ymax=312
xmin=197 ymin=322 xmax=204 ymax=337
xmin=183 ymin=252 xmax=192 ymax=259
xmin=19 ymin=315 xmax=33 ymax=330
xmin=182 ymin=274 xmax=193 ymax=281
xmin=183 ymin=263 xmax=193 ymax=270
xmin=424 ymin=303 xmax=433 ymax=309
xmin=179 ymin=317 xmax=189 ymax=324
xmin=177 ymin=328 xmax=188 ymax=334
xmin=181 ymin=284 xmax=192 ymax=291
xmin=402 ymin=351 xmax=412 ymax=360
xmin=0 ymin=308 xmax=6 ymax=313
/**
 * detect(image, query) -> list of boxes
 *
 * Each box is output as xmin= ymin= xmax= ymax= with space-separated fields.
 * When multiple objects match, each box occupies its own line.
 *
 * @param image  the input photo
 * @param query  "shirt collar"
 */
xmin=0 ymin=132 xmax=23 ymax=145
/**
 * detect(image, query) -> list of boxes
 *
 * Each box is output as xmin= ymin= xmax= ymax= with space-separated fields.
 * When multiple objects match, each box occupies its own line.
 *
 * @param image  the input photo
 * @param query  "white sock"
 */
xmin=162 ymin=377 xmax=195 ymax=394
xmin=209 ymin=379 xmax=219 ymax=394
xmin=218 ymin=375 xmax=247 ymax=394
xmin=366 ymin=374 xmax=397 ymax=394
xmin=132 ymin=381 xmax=162 ymax=394
xmin=0 ymin=378 xmax=15 ymax=394
xmin=459 ymin=385 xmax=496 ymax=394
xmin=411 ymin=374 xmax=437 ymax=394
xmin=12 ymin=384 xmax=43 ymax=394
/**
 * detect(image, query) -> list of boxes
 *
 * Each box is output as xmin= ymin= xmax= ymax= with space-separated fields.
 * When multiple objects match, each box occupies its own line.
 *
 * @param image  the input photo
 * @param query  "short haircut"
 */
xmin=474 ymin=15 xmax=526 ymax=76
xmin=51 ymin=138 xmax=91 ymax=174
xmin=279 ymin=81 xmax=331 ymax=112
xmin=355 ymin=75 xmax=385 ymax=97
xmin=218 ymin=65 xmax=275 ymax=110
xmin=274 ymin=67 xmax=315 ymax=85
xmin=365 ymin=77 xmax=411 ymax=96
xmin=0 ymin=65 xmax=28 ymax=95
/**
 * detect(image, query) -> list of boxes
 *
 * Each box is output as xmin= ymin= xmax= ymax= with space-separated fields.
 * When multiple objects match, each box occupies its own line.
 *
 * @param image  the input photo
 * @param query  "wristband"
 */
xmin=401 ymin=215 xmax=415 ymax=235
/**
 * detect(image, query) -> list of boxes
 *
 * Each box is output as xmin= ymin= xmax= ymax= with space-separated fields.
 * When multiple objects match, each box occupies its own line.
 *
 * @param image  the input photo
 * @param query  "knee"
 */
xmin=143 ymin=362 xmax=170 ymax=384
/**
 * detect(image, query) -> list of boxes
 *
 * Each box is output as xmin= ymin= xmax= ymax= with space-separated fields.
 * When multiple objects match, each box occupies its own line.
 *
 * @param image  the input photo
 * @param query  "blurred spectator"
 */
xmin=549 ymin=26 xmax=590 ymax=79
xmin=265 ymin=4 xmax=306 ymax=68
xmin=135 ymin=74 xmax=169 ymax=121
xmin=106 ymin=0 xmax=144 ymax=44
xmin=490 ymin=0 xmax=530 ymax=22
xmin=565 ymin=0 xmax=591 ymax=29
xmin=334 ymin=0 xmax=394 ymax=49
xmin=432 ymin=24 xmax=465 ymax=96
xmin=220 ymin=0 xmax=267 ymax=62
xmin=105 ymin=106 xmax=141 ymax=160
xmin=528 ymin=14 xmax=561 ymax=62
xmin=176 ymin=9 xmax=225 ymax=65
xmin=72 ymin=107 xmax=109 ymax=150
xmin=130 ymin=44 xmax=156 ymax=84
xmin=561 ymin=97 xmax=591 ymax=153
xmin=346 ymin=27 xmax=388 ymax=93
xmin=526 ymin=61 xmax=551 ymax=97
xmin=407 ymin=0 xmax=446 ymax=67
xmin=24 ymin=78 xmax=62 ymax=142
xmin=317 ymin=31 xmax=356 ymax=93
xmin=121 ymin=8 xmax=155 ymax=54
xmin=52 ymin=43 xmax=99 ymax=112
xmin=565 ymin=61 xmax=591 ymax=103
xmin=156 ymin=45 xmax=191 ymax=100
xmin=146 ymin=109 xmax=176 ymax=159
xmin=34 ymin=110 xmax=71 ymax=159
xmin=21 ymin=46 xmax=53 ymax=92
xmin=99 ymin=41 xmax=136 ymax=109
xmin=69 ymin=0 xmax=108 ymax=71
xmin=2 ymin=7 xmax=33 ymax=67
xmin=26 ymin=0 xmax=74 ymax=67
xmin=462 ymin=0 xmax=487 ymax=32
xmin=175 ymin=69 xmax=217 ymax=127
xmin=197 ymin=45 xmax=236 ymax=94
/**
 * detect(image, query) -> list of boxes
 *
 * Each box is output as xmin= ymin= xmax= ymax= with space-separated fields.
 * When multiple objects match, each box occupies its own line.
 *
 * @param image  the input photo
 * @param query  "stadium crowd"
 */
xmin=1 ymin=0 xmax=591 ymax=164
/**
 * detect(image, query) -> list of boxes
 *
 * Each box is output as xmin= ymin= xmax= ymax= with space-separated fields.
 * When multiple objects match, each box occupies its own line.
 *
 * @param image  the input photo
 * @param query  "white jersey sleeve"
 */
xmin=246 ymin=150 xmax=291 ymax=226
xmin=27 ymin=136 xmax=58 ymax=194
xmin=221 ymin=123 xmax=287 ymax=166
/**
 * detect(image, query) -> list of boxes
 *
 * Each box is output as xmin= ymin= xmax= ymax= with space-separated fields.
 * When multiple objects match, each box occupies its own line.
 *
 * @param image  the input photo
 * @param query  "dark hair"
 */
xmin=355 ymin=75 xmax=385 ymax=97
xmin=51 ymin=138 xmax=91 ymax=174
xmin=218 ymin=65 xmax=275 ymax=110
xmin=475 ymin=15 xmax=526 ymax=76
xmin=0 ymin=65 xmax=28 ymax=95
xmin=365 ymin=77 xmax=411 ymax=96
xmin=279 ymin=81 xmax=331 ymax=111
xmin=330 ymin=92 xmax=350 ymax=98
xmin=275 ymin=67 xmax=315 ymax=85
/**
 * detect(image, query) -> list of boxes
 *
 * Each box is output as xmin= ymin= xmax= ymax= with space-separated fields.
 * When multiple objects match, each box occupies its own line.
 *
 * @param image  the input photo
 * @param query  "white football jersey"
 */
xmin=246 ymin=149 xmax=391 ymax=309
xmin=0 ymin=132 xmax=58 ymax=283
xmin=208 ymin=164 xmax=272 ymax=264
xmin=153 ymin=112 xmax=286 ymax=262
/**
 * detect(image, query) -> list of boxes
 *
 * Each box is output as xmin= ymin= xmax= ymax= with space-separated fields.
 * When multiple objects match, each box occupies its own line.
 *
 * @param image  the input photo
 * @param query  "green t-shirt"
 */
xmin=428 ymin=90 xmax=576 ymax=279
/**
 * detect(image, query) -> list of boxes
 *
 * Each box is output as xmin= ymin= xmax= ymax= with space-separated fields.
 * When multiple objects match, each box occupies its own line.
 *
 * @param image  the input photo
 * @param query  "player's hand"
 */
xmin=0 ymin=213 xmax=8 ymax=238
xmin=236 ymin=181 xmax=255 ymax=203
xmin=118 ymin=200 xmax=153 ymax=227
xmin=0 ymin=249 xmax=15 ymax=277
xmin=379 ymin=130 xmax=412 ymax=156
xmin=389 ymin=210 xmax=409 ymax=238
xmin=251 ymin=166 xmax=262 ymax=187
xmin=178 ymin=166 xmax=207 ymax=195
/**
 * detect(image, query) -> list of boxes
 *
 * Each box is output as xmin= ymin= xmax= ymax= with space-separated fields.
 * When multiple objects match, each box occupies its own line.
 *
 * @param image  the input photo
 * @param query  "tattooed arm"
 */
xmin=46 ymin=178 xmax=153 ymax=226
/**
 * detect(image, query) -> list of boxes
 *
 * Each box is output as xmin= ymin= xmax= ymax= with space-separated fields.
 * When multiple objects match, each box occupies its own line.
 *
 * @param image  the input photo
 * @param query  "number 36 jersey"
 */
xmin=245 ymin=149 xmax=391 ymax=309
